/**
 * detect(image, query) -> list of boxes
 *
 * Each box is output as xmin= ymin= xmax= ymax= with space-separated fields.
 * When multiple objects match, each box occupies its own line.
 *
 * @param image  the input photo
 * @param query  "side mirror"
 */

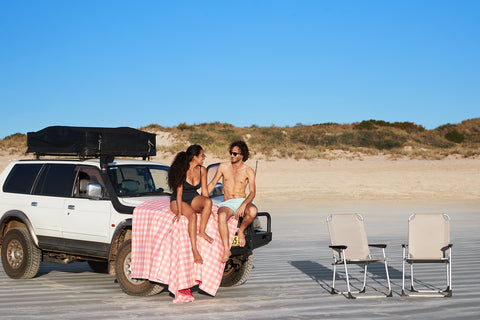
xmin=87 ymin=183 xmax=103 ymax=200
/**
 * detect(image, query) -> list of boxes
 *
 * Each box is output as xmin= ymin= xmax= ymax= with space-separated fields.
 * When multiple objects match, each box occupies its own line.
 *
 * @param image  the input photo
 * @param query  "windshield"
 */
xmin=107 ymin=164 xmax=171 ymax=197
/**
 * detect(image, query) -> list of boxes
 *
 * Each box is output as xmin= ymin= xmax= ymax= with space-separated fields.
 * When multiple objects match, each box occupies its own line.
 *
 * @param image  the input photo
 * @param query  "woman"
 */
xmin=168 ymin=144 xmax=213 ymax=263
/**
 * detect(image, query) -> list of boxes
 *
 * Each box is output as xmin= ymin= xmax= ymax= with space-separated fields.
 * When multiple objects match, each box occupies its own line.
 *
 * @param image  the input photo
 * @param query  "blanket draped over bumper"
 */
xmin=131 ymin=197 xmax=238 ymax=302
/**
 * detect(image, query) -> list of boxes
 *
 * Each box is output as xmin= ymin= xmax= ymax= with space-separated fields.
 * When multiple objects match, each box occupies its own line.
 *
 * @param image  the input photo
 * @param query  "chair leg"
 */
xmin=410 ymin=264 xmax=418 ymax=292
xmin=342 ymin=251 xmax=355 ymax=299
xmin=402 ymin=247 xmax=408 ymax=296
xmin=359 ymin=265 xmax=367 ymax=293
xmin=442 ymin=259 xmax=452 ymax=297
xmin=384 ymin=259 xmax=392 ymax=297
xmin=331 ymin=264 xmax=339 ymax=294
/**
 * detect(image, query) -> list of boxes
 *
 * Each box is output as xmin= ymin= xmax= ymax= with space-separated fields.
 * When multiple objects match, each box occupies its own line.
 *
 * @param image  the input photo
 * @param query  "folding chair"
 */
xmin=402 ymin=213 xmax=452 ymax=297
xmin=326 ymin=214 xmax=392 ymax=299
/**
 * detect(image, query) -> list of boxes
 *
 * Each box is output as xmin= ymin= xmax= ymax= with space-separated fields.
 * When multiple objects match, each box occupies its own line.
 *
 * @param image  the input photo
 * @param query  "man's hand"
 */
xmin=235 ymin=203 xmax=247 ymax=219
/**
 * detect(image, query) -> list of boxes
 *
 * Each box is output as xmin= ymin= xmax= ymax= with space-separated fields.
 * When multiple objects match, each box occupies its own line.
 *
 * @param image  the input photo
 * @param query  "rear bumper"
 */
xmin=231 ymin=211 xmax=272 ymax=257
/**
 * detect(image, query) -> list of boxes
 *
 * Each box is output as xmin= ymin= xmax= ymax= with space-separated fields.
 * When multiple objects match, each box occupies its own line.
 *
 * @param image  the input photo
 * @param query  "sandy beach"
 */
xmin=1 ymin=152 xmax=479 ymax=319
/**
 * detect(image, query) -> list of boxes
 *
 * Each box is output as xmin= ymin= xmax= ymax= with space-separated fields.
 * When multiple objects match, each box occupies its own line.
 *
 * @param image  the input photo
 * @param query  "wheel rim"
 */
xmin=124 ymin=252 xmax=144 ymax=285
xmin=7 ymin=239 xmax=23 ymax=269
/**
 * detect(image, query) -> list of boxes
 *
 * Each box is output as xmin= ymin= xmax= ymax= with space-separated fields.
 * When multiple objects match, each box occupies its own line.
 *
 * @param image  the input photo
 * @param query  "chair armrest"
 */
xmin=441 ymin=244 xmax=453 ymax=252
xmin=329 ymin=245 xmax=347 ymax=252
xmin=369 ymin=244 xmax=387 ymax=248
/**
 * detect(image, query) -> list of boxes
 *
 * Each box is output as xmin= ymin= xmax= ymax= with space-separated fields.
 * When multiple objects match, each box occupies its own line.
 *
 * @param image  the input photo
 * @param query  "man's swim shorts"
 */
xmin=218 ymin=198 xmax=249 ymax=213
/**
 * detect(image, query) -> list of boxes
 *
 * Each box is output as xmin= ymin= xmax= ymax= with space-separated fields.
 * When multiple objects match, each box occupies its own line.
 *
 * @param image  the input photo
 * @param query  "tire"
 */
xmin=220 ymin=254 xmax=253 ymax=287
xmin=115 ymin=240 xmax=165 ymax=296
xmin=88 ymin=260 xmax=109 ymax=273
xmin=1 ymin=228 xmax=41 ymax=279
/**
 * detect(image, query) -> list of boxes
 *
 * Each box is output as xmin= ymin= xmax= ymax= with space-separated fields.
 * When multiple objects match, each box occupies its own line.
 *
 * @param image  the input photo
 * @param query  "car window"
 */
xmin=107 ymin=164 xmax=170 ymax=196
xmin=73 ymin=165 xmax=108 ymax=199
xmin=32 ymin=164 xmax=76 ymax=197
xmin=3 ymin=163 xmax=43 ymax=194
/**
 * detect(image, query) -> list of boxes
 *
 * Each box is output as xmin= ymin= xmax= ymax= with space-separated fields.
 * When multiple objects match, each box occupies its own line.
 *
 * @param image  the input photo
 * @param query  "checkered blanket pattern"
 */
xmin=130 ymin=197 xmax=238 ymax=302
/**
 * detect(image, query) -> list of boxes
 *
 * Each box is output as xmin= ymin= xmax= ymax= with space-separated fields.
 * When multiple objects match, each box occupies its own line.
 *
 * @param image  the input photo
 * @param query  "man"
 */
xmin=208 ymin=140 xmax=258 ymax=262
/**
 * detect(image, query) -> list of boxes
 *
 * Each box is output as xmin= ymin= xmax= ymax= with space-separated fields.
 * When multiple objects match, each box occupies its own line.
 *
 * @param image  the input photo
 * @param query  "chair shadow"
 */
xmin=290 ymin=260 xmax=404 ymax=295
xmin=289 ymin=260 xmax=334 ymax=294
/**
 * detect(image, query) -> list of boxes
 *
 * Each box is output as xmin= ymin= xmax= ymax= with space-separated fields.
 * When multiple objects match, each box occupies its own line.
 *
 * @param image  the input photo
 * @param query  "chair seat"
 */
xmin=334 ymin=258 xmax=386 ymax=265
xmin=406 ymin=258 xmax=449 ymax=263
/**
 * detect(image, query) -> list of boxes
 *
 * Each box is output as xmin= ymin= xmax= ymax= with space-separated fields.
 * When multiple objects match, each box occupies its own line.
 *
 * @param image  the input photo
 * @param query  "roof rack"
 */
xmin=26 ymin=126 xmax=156 ymax=161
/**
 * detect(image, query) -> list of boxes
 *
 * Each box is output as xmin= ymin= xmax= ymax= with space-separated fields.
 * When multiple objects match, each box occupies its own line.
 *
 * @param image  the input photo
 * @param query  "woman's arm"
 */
xmin=173 ymin=185 xmax=183 ymax=222
xmin=200 ymin=166 xmax=209 ymax=197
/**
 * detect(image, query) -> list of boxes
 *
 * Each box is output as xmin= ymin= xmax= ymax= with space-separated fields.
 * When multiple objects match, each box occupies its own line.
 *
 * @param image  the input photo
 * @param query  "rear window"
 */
xmin=33 ymin=164 xmax=76 ymax=197
xmin=3 ymin=164 xmax=43 ymax=194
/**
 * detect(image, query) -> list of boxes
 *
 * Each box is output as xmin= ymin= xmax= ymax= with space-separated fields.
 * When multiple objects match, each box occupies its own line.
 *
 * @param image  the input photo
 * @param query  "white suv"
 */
xmin=0 ymin=126 xmax=272 ymax=295
xmin=0 ymin=157 xmax=173 ymax=295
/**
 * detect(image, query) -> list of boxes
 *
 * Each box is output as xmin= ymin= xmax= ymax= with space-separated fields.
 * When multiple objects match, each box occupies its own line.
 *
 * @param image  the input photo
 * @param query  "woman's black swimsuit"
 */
xmin=170 ymin=180 xmax=201 ymax=206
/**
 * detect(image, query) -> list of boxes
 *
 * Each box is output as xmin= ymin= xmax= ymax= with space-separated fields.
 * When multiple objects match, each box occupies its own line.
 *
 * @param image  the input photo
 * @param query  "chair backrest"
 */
xmin=408 ymin=213 xmax=450 ymax=259
xmin=327 ymin=214 xmax=371 ymax=260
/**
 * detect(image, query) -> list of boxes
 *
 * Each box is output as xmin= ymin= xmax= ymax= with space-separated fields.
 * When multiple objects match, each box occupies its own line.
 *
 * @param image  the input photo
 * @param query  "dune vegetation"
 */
xmin=140 ymin=118 xmax=480 ymax=160
xmin=1 ymin=118 xmax=479 ymax=160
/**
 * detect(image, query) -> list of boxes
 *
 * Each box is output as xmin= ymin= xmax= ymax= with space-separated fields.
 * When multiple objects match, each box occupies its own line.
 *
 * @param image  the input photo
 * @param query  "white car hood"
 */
xmin=118 ymin=195 xmax=170 ymax=207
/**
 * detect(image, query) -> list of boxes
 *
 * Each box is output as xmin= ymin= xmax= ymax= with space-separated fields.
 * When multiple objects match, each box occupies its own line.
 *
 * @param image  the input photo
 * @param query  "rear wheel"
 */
xmin=115 ymin=240 xmax=165 ymax=296
xmin=220 ymin=254 xmax=253 ymax=287
xmin=1 ymin=228 xmax=41 ymax=279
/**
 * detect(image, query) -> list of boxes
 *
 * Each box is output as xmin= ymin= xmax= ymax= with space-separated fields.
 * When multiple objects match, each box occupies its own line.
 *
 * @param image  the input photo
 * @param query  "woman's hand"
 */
xmin=172 ymin=212 xmax=182 ymax=223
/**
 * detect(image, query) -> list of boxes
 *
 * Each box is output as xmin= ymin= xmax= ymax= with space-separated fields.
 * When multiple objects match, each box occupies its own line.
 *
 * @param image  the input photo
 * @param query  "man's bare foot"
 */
xmin=193 ymin=251 xmax=203 ymax=264
xmin=198 ymin=232 xmax=214 ymax=243
xmin=221 ymin=248 xmax=231 ymax=262
xmin=238 ymin=232 xmax=246 ymax=247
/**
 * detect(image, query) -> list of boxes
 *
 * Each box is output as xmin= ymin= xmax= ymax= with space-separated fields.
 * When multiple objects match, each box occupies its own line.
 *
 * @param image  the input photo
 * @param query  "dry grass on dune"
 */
xmin=141 ymin=118 xmax=480 ymax=160
xmin=1 ymin=118 xmax=479 ymax=160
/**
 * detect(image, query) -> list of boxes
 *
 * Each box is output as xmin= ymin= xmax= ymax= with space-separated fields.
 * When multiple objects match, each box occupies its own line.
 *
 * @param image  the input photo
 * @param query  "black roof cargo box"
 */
xmin=27 ymin=126 xmax=156 ymax=158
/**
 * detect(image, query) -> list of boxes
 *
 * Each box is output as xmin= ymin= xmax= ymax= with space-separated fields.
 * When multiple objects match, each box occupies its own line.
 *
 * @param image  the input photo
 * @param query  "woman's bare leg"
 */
xmin=192 ymin=196 xmax=213 ymax=243
xmin=171 ymin=201 xmax=203 ymax=263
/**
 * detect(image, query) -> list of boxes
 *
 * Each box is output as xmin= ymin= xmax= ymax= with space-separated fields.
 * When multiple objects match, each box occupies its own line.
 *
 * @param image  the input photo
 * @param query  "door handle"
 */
xmin=68 ymin=205 xmax=75 ymax=210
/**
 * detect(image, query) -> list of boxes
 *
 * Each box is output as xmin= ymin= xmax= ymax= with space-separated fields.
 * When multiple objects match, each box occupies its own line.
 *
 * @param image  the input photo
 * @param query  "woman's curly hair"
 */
xmin=168 ymin=145 xmax=203 ymax=190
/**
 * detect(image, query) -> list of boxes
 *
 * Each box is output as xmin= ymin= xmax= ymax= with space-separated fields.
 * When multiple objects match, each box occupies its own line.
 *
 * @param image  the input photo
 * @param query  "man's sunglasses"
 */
xmin=229 ymin=151 xmax=241 ymax=156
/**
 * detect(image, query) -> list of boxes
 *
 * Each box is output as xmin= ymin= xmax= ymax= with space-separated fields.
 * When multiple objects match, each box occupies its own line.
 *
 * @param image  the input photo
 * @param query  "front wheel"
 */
xmin=220 ymin=254 xmax=253 ymax=287
xmin=1 ymin=228 xmax=41 ymax=279
xmin=115 ymin=239 xmax=165 ymax=296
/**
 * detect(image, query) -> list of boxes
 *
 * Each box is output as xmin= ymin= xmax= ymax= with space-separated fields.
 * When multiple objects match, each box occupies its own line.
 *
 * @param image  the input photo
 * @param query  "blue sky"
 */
xmin=1 ymin=0 xmax=479 ymax=139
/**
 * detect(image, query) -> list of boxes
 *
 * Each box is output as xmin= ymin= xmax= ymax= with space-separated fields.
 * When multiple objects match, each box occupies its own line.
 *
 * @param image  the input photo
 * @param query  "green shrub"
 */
xmin=445 ymin=130 xmax=465 ymax=143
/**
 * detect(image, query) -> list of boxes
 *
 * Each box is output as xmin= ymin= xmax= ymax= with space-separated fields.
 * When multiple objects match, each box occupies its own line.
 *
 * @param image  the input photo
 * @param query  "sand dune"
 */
xmin=1 ymin=152 xmax=478 ymax=205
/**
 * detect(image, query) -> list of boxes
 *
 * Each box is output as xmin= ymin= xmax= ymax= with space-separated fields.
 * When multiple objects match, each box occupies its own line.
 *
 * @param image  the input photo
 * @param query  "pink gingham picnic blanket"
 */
xmin=130 ymin=197 xmax=238 ymax=302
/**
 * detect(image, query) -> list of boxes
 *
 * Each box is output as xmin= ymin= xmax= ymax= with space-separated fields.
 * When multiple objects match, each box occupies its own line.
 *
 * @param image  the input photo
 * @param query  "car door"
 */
xmin=30 ymin=164 xmax=77 ymax=242
xmin=61 ymin=165 xmax=111 ymax=248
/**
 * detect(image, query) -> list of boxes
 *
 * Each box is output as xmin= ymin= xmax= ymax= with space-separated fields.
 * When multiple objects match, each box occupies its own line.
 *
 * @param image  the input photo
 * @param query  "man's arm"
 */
xmin=207 ymin=164 xmax=224 ymax=194
xmin=235 ymin=166 xmax=256 ymax=218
